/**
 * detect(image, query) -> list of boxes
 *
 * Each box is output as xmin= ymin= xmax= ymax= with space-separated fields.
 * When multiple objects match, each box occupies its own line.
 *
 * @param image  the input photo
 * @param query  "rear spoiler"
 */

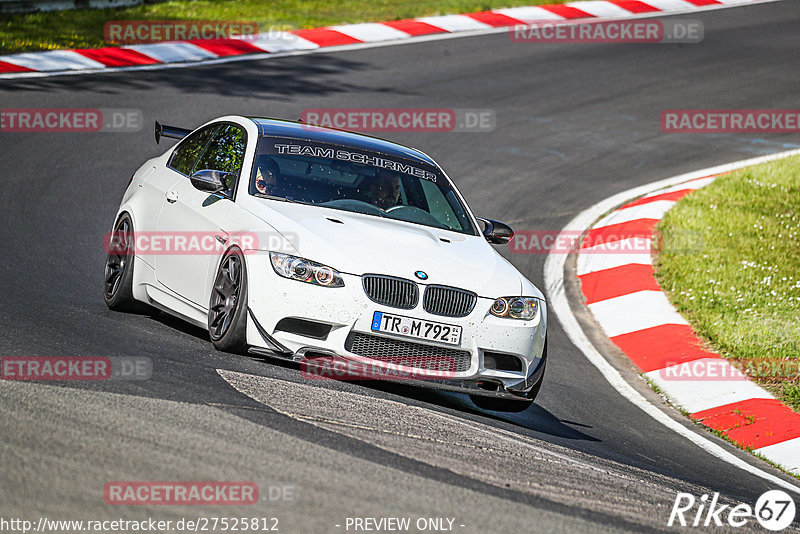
xmin=155 ymin=121 xmax=191 ymax=144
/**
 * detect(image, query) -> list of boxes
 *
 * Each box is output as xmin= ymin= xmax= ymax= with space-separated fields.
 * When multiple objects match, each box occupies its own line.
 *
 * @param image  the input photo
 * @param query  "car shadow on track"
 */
xmin=238 ymin=351 xmax=600 ymax=444
xmin=101 ymin=308 xmax=600 ymax=444
xmin=372 ymin=380 xmax=600 ymax=443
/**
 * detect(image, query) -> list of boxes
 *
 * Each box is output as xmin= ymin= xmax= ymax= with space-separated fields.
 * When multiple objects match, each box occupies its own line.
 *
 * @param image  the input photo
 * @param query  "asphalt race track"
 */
xmin=1 ymin=2 xmax=799 ymax=532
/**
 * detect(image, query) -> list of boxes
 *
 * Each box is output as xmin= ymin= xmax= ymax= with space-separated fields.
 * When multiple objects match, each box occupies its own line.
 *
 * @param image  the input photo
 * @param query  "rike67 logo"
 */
xmin=668 ymin=490 xmax=796 ymax=530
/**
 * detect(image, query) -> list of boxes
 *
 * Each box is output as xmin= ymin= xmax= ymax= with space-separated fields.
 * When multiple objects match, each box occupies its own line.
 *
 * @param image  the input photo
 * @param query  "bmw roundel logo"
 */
xmin=414 ymin=271 xmax=428 ymax=280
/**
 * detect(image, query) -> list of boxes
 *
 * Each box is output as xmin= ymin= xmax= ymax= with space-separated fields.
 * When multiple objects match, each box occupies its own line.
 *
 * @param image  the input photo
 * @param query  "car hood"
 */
xmin=242 ymin=199 xmax=532 ymax=298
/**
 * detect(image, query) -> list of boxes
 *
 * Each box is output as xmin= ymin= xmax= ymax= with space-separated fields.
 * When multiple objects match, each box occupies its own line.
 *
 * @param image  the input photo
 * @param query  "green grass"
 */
xmin=654 ymin=155 xmax=800 ymax=411
xmin=0 ymin=0 xmax=571 ymax=55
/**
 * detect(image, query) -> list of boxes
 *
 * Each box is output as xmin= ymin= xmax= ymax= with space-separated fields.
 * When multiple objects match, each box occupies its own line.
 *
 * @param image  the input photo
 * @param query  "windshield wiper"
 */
xmin=256 ymin=194 xmax=308 ymax=205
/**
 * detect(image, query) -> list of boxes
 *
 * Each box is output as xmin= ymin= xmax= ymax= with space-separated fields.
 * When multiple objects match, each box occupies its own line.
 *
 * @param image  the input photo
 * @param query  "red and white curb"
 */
xmin=545 ymin=151 xmax=800 ymax=492
xmin=576 ymin=167 xmax=800 ymax=475
xmin=0 ymin=0 xmax=773 ymax=78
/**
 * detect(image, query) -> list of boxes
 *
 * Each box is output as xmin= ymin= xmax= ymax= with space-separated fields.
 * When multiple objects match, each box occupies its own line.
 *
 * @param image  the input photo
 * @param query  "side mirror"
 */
xmin=190 ymin=169 xmax=230 ymax=193
xmin=477 ymin=217 xmax=514 ymax=245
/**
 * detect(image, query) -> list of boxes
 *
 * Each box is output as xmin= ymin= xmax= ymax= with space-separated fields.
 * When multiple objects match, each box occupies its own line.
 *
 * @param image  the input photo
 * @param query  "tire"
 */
xmin=103 ymin=213 xmax=142 ymax=311
xmin=208 ymin=248 xmax=248 ymax=353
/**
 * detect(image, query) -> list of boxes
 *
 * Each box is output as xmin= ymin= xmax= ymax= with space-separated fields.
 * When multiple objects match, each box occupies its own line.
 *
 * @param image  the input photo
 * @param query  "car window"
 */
xmin=193 ymin=124 xmax=247 ymax=196
xmin=167 ymin=124 xmax=219 ymax=176
xmin=419 ymin=179 xmax=463 ymax=231
xmin=249 ymin=137 xmax=477 ymax=235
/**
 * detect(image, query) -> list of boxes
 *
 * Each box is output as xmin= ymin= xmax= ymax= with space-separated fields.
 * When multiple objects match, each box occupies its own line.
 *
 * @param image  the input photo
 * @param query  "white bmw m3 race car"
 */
xmin=104 ymin=116 xmax=547 ymax=411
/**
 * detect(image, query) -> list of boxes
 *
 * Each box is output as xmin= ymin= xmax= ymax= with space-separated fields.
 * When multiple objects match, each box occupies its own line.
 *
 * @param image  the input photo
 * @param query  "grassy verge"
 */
xmin=0 ymin=0 xmax=571 ymax=55
xmin=654 ymin=155 xmax=800 ymax=411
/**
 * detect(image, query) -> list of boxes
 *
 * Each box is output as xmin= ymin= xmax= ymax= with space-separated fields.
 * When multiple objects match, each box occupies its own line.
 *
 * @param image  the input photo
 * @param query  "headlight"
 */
xmin=269 ymin=252 xmax=344 ymax=287
xmin=490 ymin=297 xmax=539 ymax=320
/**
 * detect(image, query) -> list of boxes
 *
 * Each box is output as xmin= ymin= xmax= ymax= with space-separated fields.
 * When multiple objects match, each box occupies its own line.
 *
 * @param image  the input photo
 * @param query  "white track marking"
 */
xmin=638 ymin=0 xmax=700 ymax=11
xmin=244 ymin=33 xmax=319 ymax=53
xmin=576 ymin=238 xmax=652 ymax=276
xmin=566 ymin=1 xmax=634 ymax=17
xmin=329 ymin=23 xmax=411 ymax=42
xmin=645 ymin=360 xmax=774 ymax=414
xmin=416 ymin=15 xmax=493 ymax=32
xmin=544 ymin=148 xmax=800 ymax=493
xmin=643 ymin=176 xmax=718 ymax=196
xmin=756 ymin=439 xmax=800 ymax=475
xmin=492 ymin=6 xmax=566 ymax=22
xmin=1 ymin=50 xmax=106 ymax=71
xmin=587 ymin=290 xmax=688 ymax=337
xmin=592 ymin=200 xmax=676 ymax=229
xmin=126 ymin=43 xmax=217 ymax=63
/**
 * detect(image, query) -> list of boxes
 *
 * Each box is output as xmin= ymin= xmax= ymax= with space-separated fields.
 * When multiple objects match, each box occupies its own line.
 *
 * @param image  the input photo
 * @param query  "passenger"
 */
xmin=253 ymin=157 xmax=280 ymax=196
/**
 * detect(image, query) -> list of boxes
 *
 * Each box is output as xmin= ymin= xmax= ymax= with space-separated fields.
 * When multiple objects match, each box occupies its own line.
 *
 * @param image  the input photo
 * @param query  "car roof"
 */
xmin=248 ymin=117 xmax=437 ymax=167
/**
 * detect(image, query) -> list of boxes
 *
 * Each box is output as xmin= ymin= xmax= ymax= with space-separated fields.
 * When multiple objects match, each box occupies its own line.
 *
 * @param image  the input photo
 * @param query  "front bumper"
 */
xmin=244 ymin=252 xmax=547 ymax=398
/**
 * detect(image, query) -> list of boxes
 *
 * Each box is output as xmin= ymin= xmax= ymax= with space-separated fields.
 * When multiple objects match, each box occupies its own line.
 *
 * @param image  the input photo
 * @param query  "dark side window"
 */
xmin=167 ymin=124 xmax=219 ymax=176
xmin=193 ymin=124 xmax=247 ymax=196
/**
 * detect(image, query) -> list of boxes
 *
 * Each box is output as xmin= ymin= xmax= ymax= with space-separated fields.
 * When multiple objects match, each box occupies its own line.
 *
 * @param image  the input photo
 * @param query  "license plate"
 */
xmin=371 ymin=311 xmax=462 ymax=345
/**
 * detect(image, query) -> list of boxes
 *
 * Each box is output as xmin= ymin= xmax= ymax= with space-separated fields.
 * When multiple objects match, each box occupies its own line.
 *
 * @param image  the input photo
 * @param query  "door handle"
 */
xmin=166 ymin=191 xmax=178 ymax=203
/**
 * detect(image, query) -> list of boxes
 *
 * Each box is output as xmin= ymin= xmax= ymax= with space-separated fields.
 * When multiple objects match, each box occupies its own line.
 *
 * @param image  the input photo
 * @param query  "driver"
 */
xmin=253 ymin=156 xmax=280 ymax=196
xmin=362 ymin=169 xmax=401 ymax=210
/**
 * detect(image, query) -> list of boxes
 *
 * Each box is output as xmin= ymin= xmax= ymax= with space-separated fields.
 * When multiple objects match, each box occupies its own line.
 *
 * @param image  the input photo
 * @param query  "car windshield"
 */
xmin=249 ymin=137 xmax=477 ymax=235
